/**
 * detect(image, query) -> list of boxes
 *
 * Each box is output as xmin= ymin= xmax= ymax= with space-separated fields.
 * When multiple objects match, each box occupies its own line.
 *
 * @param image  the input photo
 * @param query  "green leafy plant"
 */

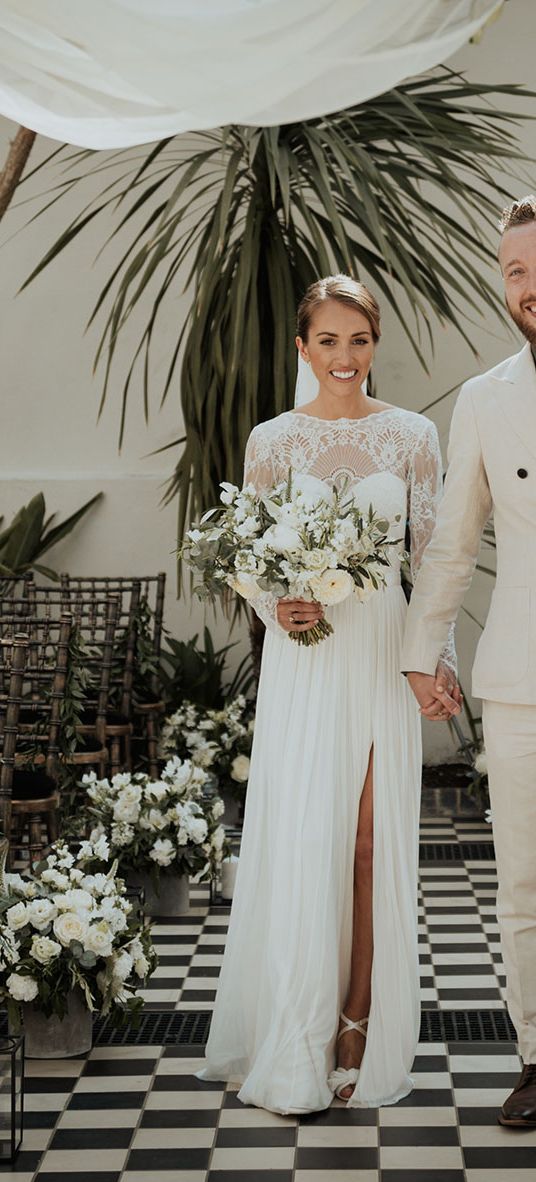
xmin=19 ymin=69 xmax=532 ymax=557
xmin=159 ymin=626 xmax=255 ymax=711
xmin=0 ymin=492 xmax=103 ymax=590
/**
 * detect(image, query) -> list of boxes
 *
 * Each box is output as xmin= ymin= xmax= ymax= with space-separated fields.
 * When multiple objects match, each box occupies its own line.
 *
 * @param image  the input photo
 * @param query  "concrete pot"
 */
xmin=127 ymin=870 xmax=189 ymax=917
xmin=21 ymin=989 xmax=92 ymax=1059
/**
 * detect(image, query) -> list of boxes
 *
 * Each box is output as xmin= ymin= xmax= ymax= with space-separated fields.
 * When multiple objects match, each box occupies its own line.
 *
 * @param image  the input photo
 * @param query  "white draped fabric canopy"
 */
xmin=0 ymin=0 xmax=503 ymax=149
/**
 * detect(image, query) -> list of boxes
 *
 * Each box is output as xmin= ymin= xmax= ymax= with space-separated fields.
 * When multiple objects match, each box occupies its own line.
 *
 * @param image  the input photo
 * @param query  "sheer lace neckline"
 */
xmin=288 ymin=406 xmax=403 ymax=426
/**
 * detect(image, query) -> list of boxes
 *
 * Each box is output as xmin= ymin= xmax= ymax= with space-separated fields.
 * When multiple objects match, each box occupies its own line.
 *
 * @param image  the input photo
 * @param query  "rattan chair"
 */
xmin=60 ymin=574 xmax=166 ymax=776
xmin=0 ymin=616 xmax=73 ymax=866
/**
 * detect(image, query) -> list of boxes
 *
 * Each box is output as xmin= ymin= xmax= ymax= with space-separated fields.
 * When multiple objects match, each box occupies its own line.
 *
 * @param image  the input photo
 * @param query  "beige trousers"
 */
xmin=483 ymin=700 xmax=536 ymax=1063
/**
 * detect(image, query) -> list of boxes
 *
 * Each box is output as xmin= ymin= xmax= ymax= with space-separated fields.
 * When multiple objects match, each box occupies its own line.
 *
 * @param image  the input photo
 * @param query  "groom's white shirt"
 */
xmin=401 ymin=340 xmax=536 ymax=703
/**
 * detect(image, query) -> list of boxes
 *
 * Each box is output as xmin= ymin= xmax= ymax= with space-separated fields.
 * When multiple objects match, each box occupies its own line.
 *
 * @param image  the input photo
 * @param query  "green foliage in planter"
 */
xmin=0 ymin=492 xmax=103 ymax=590
xmin=159 ymin=626 xmax=255 ymax=711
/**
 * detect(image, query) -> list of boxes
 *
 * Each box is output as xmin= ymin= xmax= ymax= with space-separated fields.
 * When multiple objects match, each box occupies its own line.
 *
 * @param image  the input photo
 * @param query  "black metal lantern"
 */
xmin=0 ymin=1036 xmax=24 ymax=1161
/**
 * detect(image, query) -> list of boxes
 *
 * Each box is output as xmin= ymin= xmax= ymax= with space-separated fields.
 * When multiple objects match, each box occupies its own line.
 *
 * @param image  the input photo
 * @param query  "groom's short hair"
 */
xmin=499 ymin=195 xmax=536 ymax=233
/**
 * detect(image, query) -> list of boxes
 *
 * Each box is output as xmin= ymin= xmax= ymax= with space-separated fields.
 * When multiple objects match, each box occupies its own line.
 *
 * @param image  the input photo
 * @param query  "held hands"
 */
xmin=407 ymin=662 xmax=463 ymax=722
xmin=277 ymin=598 xmax=324 ymax=634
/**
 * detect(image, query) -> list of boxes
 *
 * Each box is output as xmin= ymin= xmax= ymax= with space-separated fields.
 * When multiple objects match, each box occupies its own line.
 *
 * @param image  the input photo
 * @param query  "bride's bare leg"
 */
xmin=337 ymin=747 xmax=374 ymax=1099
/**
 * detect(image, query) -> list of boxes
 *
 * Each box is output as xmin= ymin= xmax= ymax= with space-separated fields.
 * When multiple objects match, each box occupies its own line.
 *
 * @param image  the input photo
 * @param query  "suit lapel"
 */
xmin=490 ymin=342 xmax=536 ymax=461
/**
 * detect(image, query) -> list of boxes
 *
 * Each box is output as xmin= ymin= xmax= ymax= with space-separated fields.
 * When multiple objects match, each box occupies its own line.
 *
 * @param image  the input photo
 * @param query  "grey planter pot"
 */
xmin=127 ymin=870 xmax=189 ymax=917
xmin=21 ymin=988 xmax=92 ymax=1059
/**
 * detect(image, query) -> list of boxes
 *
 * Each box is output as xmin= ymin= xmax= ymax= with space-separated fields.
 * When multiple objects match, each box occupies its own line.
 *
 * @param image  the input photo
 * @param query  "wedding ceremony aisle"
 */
xmin=2 ymin=815 xmax=534 ymax=1182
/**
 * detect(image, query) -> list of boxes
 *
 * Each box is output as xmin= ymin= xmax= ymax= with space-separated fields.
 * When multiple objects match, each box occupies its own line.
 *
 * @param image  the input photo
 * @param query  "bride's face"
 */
xmin=296 ymin=300 xmax=375 ymax=398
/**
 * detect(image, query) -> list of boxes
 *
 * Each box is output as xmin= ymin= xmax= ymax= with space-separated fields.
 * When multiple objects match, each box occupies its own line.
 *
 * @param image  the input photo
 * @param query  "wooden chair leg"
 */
xmin=110 ymin=736 xmax=121 ymax=776
xmin=47 ymin=806 xmax=59 ymax=846
xmin=28 ymin=814 xmax=44 ymax=865
xmin=123 ymin=731 xmax=132 ymax=772
xmin=146 ymin=715 xmax=159 ymax=779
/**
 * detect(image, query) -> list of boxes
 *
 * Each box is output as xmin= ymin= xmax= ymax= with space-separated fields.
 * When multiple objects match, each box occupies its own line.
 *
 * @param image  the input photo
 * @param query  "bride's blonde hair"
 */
xmin=297 ymin=275 xmax=381 ymax=344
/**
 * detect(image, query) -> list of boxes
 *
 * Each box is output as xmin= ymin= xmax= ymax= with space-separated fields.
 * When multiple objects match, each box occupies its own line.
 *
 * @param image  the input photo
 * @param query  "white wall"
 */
xmin=1 ymin=0 xmax=535 ymax=761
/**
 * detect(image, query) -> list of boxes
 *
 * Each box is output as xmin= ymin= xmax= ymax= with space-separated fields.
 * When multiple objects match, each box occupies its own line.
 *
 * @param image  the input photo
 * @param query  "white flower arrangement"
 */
xmin=82 ymin=758 xmax=228 ymax=883
xmin=0 ymin=838 xmax=156 ymax=1023
xmin=159 ymin=695 xmax=254 ymax=800
xmin=180 ymin=470 xmax=400 ymax=645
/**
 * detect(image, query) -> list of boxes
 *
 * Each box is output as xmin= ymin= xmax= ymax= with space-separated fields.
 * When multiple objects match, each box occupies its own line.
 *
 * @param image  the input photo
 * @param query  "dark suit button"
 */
xmin=517 ymin=468 xmax=528 ymax=478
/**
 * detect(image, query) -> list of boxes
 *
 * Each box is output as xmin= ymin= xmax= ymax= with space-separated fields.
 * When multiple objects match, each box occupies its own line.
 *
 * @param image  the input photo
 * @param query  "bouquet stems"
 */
xmin=289 ymin=618 xmax=334 ymax=646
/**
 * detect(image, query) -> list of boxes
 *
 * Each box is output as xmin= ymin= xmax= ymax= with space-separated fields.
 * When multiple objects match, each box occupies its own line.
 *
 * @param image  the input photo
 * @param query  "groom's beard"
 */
xmin=506 ymin=293 xmax=536 ymax=346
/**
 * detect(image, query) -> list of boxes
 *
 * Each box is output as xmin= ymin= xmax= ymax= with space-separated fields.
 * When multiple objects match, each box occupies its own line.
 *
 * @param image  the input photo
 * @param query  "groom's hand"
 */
xmin=406 ymin=670 xmax=462 ymax=721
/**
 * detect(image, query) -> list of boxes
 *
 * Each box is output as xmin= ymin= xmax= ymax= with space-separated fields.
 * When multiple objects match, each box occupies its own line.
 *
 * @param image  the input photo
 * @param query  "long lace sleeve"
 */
xmin=408 ymin=420 xmax=457 ymax=676
xmin=243 ymin=425 xmax=285 ymax=636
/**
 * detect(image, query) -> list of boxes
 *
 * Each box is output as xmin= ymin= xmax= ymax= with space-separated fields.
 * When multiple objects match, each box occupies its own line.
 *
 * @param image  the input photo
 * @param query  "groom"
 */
xmin=401 ymin=195 xmax=536 ymax=1128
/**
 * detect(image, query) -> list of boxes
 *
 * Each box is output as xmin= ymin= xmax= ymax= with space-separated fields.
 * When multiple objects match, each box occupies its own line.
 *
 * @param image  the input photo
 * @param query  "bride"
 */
xmin=198 ymin=274 xmax=459 ymax=1113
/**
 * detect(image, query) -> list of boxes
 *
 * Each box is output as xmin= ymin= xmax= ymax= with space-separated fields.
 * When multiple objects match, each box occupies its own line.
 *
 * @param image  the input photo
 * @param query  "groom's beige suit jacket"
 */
xmin=401 ymin=341 xmax=536 ymax=704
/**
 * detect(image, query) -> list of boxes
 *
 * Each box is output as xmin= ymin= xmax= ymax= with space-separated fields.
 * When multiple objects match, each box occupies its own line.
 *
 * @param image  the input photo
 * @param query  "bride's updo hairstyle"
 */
xmin=297 ymin=275 xmax=381 ymax=344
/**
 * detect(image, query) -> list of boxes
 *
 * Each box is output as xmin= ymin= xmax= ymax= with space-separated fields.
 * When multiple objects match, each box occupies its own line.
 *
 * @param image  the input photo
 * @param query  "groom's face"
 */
xmin=500 ymin=222 xmax=536 ymax=345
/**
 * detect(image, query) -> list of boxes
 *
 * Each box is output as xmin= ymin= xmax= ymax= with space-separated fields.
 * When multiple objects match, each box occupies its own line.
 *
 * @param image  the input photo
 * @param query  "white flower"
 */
xmin=474 ymin=750 xmax=488 ymax=775
xmin=231 ymin=572 xmax=259 ymax=601
xmin=309 ymin=568 xmax=354 ymax=605
xmin=148 ymin=808 xmax=167 ymax=832
xmin=6 ymin=902 xmax=28 ymax=931
xmin=231 ymin=754 xmax=250 ymax=783
xmin=144 ymin=781 xmax=168 ymax=803
xmin=212 ymin=799 xmax=225 ymax=819
xmin=53 ymin=912 xmax=88 ymax=947
xmin=97 ymin=898 xmax=128 ymax=933
xmin=264 ymin=523 xmax=302 ymax=554
xmin=92 ymin=834 xmax=110 ymax=862
xmin=26 ymin=898 xmax=58 ymax=931
xmin=57 ymin=888 xmax=94 ymax=912
xmin=7 ymin=972 xmax=38 ymax=1003
xmin=112 ymin=950 xmax=133 ymax=981
xmin=113 ymin=798 xmax=140 ymax=824
xmin=3 ymin=873 xmax=27 ymax=893
xmin=220 ymin=481 xmax=239 ymax=505
xmin=111 ymin=822 xmax=135 ymax=848
xmin=30 ymin=935 xmax=62 ymax=965
xmin=149 ymin=838 xmax=176 ymax=867
xmin=84 ymin=923 xmax=114 ymax=958
xmin=111 ymin=773 xmax=133 ymax=790
xmin=485 ymin=808 xmax=492 ymax=824
xmin=133 ymin=952 xmax=149 ymax=978
xmin=41 ymin=869 xmax=70 ymax=890
xmin=188 ymin=817 xmax=208 ymax=844
xmin=211 ymin=826 xmax=226 ymax=853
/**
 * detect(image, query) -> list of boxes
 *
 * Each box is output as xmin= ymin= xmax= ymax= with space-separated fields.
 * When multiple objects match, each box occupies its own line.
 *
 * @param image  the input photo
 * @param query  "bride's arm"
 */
xmin=243 ymin=426 xmax=285 ymax=636
xmin=406 ymin=418 xmax=458 ymax=679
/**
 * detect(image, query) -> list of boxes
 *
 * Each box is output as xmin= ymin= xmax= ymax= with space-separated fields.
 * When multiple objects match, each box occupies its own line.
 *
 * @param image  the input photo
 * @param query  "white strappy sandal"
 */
xmin=327 ymin=1011 xmax=369 ymax=1100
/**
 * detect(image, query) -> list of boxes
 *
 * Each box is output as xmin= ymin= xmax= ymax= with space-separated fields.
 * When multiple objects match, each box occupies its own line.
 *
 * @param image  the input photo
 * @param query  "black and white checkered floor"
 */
xmin=4 ymin=818 xmax=536 ymax=1181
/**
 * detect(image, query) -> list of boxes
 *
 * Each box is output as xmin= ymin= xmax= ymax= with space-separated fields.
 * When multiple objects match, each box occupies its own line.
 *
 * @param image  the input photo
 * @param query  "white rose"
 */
xmin=26 ymin=898 xmax=58 ymax=931
xmin=111 ymin=773 xmax=133 ymax=790
xmin=30 ymin=935 xmax=62 ymax=965
xmin=53 ymin=912 xmax=88 ymax=947
xmin=6 ymin=902 xmax=28 ymax=931
xmin=212 ymin=799 xmax=225 ymax=819
xmin=41 ymin=869 xmax=70 ymax=889
xmin=112 ymin=950 xmax=133 ymax=981
xmin=231 ymin=754 xmax=251 ymax=783
xmin=111 ymin=822 xmax=134 ymax=848
xmin=84 ymin=923 xmax=114 ymax=958
xmin=309 ymin=568 xmax=354 ymax=605
xmin=7 ymin=973 xmax=39 ymax=1003
xmin=4 ymin=873 xmax=27 ymax=893
xmin=149 ymin=838 xmax=176 ymax=867
xmin=97 ymin=898 xmax=128 ymax=933
xmin=134 ymin=952 xmax=149 ymax=978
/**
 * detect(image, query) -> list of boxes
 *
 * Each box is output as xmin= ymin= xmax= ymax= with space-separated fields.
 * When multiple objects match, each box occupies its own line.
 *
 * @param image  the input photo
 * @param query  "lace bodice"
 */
xmin=243 ymin=407 xmax=456 ymax=673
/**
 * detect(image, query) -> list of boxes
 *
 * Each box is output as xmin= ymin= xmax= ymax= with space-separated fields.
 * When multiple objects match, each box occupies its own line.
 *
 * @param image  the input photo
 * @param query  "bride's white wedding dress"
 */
xmin=199 ymin=406 xmax=454 ymax=1114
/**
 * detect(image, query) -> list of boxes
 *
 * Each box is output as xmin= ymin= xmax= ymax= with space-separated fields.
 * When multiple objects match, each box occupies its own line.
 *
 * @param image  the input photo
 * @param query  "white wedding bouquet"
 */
xmin=81 ymin=759 xmax=228 ymax=884
xmin=181 ymin=470 xmax=400 ymax=644
xmin=0 ymin=837 xmax=156 ymax=1023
